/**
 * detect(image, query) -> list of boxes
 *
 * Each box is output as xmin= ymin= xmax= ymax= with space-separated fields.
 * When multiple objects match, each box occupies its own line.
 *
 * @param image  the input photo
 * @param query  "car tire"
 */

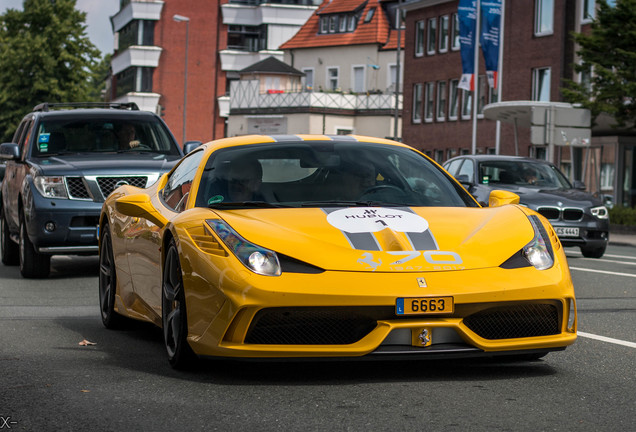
xmin=581 ymin=246 xmax=606 ymax=259
xmin=1 ymin=207 xmax=19 ymax=266
xmin=19 ymin=216 xmax=50 ymax=278
xmin=162 ymin=239 xmax=197 ymax=369
xmin=99 ymin=223 xmax=126 ymax=329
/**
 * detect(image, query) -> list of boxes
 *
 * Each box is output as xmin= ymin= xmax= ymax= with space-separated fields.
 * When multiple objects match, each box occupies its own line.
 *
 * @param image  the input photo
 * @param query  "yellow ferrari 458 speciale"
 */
xmin=98 ymin=134 xmax=576 ymax=368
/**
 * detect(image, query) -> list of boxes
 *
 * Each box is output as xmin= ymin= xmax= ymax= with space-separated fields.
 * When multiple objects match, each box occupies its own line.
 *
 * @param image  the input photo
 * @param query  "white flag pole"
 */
xmin=495 ymin=0 xmax=505 ymax=155
xmin=471 ymin=0 xmax=481 ymax=155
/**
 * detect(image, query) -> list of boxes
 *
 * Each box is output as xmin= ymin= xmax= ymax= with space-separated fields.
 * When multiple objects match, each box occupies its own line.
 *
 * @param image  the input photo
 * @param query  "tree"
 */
xmin=563 ymin=0 xmax=636 ymax=130
xmin=0 ymin=0 xmax=101 ymax=141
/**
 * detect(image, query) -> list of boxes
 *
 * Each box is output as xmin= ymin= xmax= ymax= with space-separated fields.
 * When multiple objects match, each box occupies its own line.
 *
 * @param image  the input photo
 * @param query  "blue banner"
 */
xmin=480 ymin=1 xmax=502 ymax=88
xmin=458 ymin=0 xmax=477 ymax=91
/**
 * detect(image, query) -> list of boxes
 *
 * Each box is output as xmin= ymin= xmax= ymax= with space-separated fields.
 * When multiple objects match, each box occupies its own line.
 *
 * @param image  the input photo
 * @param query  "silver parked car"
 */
xmin=444 ymin=155 xmax=609 ymax=258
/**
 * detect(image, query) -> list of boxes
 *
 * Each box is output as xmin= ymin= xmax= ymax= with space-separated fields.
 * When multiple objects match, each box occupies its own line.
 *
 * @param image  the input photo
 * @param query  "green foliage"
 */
xmin=562 ymin=0 xmax=636 ymax=130
xmin=608 ymin=205 xmax=636 ymax=225
xmin=0 ymin=0 xmax=102 ymax=141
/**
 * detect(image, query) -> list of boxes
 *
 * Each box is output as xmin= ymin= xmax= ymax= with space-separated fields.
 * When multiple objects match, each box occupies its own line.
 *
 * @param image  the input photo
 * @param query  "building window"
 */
xmin=227 ymin=25 xmax=267 ymax=51
xmin=532 ymin=67 xmax=551 ymax=101
xmin=388 ymin=63 xmax=400 ymax=93
xmin=329 ymin=15 xmax=337 ymax=32
xmin=449 ymin=79 xmax=459 ymax=120
xmin=327 ymin=67 xmax=339 ymax=91
xmin=451 ymin=13 xmax=460 ymax=50
xmin=352 ymin=65 xmax=365 ymax=93
xmin=427 ymin=17 xmax=437 ymax=54
xmin=535 ymin=0 xmax=554 ymax=36
xmin=477 ymin=75 xmax=487 ymax=116
xmin=439 ymin=15 xmax=449 ymax=53
xmin=412 ymin=83 xmax=423 ymax=123
xmin=600 ymin=163 xmax=614 ymax=189
xmin=348 ymin=15 xmax=357 ymax=31
xmin=320 ymin=16 xmax=328 ymax=33
xmin=461 ymin=89 xmax=472 ymax=119
xmin=434 ymin=149 xmax=444 ymax=163
xmin=582 ymin=0 xmax=595 ymax=22
xmin=579 ymin=66 xmax=592 ymax=92
xmin=303 ymin=68 xmax=314 ymax=91
xmin=339 ymin=15 xmax=347 ymax=32
xmin=415 ymin=20 xmax=425 ymax=56
xmin=437 ymin=81 xmax=447 ymax=121
xmin=364 ymin=8 xmax=376 ymax=23
xmin=489 ymin=85 xmax=498 ymax=104
xmin=424 ymin=82 xmax=435 ymax=122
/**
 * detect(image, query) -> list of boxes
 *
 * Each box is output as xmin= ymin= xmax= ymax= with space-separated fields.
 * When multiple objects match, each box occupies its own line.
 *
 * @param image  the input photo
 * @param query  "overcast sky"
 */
xmin=0 ymin=0 xmax=120 ymax=55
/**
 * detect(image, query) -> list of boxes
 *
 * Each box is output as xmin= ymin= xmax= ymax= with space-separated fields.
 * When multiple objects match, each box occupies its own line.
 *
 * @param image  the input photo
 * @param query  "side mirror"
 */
xmin=488 ymin=189 xmax=520 ymax=207
xmin=0 ymin=143 xmax=20 ymax=160
xmin=115 ymin=193 xmax=168 ymax=228
xmin=572 ymin=180 xmax=586 ymax=190
xmin=455 ymin=174 xmax=474 ymax=187
xmin=183 ymin=140 xmax=202 ymax=154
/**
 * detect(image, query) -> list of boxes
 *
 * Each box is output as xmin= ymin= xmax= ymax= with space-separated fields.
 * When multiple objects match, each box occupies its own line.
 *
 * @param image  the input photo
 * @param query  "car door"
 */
xmin=4 ymin=118 xmax=34 ymax=231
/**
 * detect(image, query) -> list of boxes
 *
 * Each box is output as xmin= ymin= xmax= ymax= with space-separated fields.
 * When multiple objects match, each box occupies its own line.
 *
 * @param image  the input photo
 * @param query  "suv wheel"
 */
xmin=1 ymin=207 xmax=19 ymax=265
xmin=581 ymin=246 xmax=606 ymax=259
xmin=19 ymin=216 xmax=50 ymax=278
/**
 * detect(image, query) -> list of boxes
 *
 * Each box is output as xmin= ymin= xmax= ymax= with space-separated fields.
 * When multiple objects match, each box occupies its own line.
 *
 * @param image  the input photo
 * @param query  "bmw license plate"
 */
xmin=396 ymin=297 xmax=454 ymax=315
xmin=556 ymin=227 xmax=579 ymax=237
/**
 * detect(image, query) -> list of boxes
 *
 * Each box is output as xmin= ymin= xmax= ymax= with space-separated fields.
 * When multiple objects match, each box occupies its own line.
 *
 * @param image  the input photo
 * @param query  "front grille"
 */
xmin=563 ymin=208 xmax=583 ymax=221
xmin=66 ymin=177 xmax=91 ymax=199
xmin=537 ymin=206 xmax=584 ymax=222
xmin=245 ymin=307 xmax=379 ymax=345
xmin=537 ymin=207 xmax=560 ymax=220
xmin=97 ymin=176 xmax=147 ymax=198
xmin=463 ymin=304 xmax=559 ymax=340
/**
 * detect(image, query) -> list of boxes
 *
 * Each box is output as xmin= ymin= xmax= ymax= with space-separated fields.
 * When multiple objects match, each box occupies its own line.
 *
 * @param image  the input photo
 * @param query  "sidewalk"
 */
xmin=609 ymin=226 xmax=636 ymax=247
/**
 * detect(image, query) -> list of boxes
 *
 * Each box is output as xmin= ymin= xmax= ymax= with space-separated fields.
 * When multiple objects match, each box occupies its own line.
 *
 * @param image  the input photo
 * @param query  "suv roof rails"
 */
xmin=32 ymin=102 xmax=140 ymax=112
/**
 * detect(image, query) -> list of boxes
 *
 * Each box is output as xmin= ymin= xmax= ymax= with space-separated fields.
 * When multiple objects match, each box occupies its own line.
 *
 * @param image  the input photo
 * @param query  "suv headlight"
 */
xmin=34 ymin=176 xmax=68 ymax=199
xmin=591 ymin=206 xmax=609 ymax=219
xmin=206 ymin=219 xmax=281 ymax=276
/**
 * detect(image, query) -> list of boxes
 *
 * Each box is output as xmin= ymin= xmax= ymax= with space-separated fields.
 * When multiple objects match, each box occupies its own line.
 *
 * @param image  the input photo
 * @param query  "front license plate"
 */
xmin=396 ymin=297 xmax=454 ymax=315
xmin=556 ymin=227 xmax=579 ymax=237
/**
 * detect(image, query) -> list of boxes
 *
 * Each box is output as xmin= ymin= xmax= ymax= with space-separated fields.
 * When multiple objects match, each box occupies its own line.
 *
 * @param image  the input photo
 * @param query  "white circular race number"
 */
xmin=326 ymin=208 xmax=429 ymax=234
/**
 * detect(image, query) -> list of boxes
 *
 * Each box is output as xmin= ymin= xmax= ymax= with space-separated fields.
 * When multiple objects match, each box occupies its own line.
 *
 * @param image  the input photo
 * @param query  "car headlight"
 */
xmin=501 ymin=215 xmax=554 ymax=270
xmin=206 ymin=219 xmax=281 ymax=276
xmin=34 ymin=176 xmax=68 ymax=199
xmin=591 ymin=206 xmax=608 ymax=219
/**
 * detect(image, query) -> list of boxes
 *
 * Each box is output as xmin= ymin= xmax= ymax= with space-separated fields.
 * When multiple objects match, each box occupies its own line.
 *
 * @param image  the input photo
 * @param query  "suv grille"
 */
xmin=97 ymin=176 xmax=147 ymax=198
xmin=66 ymin=177 xmax=91 ymax=200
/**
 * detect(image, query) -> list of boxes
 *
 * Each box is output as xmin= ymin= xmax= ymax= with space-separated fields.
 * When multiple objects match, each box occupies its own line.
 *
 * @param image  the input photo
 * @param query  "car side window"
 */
xmin=16 ymin=120 xmax=34 ymax=159
xmin=456 ymin=159 xmax=474 ymax=181
xmin=445 ymin=159 xmax=462 ymax=176
xmin=162 ymin=150 xmax=204 ymax=212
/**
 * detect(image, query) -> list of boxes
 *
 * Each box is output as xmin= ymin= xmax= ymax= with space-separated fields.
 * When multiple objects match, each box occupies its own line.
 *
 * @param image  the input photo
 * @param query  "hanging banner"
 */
xmin=480 ymin=0 xmax=502 ymax=88
xmin=458 ymin=0 xmax=477 ymax=91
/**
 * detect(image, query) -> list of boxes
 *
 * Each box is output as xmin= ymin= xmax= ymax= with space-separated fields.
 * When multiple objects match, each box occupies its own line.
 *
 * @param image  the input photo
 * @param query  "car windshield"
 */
xmin=32 ymin=118 xmax=181 ymax=156
xmin=195 ymin=141 xmax=478 ymax=208
xmin=478 ymin=160 xmax=572 ymax=189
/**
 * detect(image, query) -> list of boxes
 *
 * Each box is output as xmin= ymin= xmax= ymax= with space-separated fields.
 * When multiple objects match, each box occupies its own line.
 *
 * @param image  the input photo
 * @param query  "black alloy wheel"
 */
xmin=162 ymin=239 xmax=196 ymax=369
xmin=19 ymin=215 xmax=50 ymax=278
xmin=0 ymin=207 xmax=18 ymax=265
xmin=99 ymin=224 xmax=125 ymax=328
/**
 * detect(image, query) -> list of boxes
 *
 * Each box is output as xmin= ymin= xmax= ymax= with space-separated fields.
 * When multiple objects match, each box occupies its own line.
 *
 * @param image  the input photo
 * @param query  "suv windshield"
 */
xmin=196 ymin=141 xmax=478 ymax=208
xmin=479 ymin=160 xmax=572 ymax=189
xmin=32 ymin=118 xmax=181 ymax=156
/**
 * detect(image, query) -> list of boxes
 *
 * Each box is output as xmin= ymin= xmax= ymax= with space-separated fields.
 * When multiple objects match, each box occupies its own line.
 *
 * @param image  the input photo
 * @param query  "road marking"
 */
xmin=581 ymin=258 xmax=636 ymax=266
xmin=578 ymin=331 xmax=636 ymax=349
xmin=569 ymin=267 xmax=636 ymax=278
xmin=603 ymin=253 xmax=636 ymax=260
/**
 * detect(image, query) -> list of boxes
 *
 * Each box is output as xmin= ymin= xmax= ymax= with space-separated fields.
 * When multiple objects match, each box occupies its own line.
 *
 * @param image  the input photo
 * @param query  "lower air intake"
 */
xmin=463 ymin=303 xmax=560 ymax=340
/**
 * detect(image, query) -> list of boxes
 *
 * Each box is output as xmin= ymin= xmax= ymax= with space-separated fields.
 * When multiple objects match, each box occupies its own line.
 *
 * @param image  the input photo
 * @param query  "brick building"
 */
xmin=400 ymin=0 xmax=635 ymax=206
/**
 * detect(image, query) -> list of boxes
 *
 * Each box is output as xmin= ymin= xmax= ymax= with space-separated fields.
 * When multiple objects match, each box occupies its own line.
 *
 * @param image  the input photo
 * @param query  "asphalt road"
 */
xmin=0 ymin=245 xmax=634 ymax=432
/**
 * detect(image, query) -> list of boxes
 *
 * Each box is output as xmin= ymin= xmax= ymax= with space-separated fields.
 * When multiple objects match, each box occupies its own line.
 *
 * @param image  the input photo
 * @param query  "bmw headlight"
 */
xmin=522 ymin=215 xmax=554 ymax=270
xmin=591 ymin=206 xmax=608 ymax=219
xmin=34 ymin=176 xmax=68 ymax=199
xmin=206 ymin=219 xmax=281 ymax=276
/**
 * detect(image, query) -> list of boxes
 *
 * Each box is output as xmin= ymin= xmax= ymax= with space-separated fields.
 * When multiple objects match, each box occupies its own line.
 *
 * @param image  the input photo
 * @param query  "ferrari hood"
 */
xmin=211 ymin=205 xmax=536 ymax=272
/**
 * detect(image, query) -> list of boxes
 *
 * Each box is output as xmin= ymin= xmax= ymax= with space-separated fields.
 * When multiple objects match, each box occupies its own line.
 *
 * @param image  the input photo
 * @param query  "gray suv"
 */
xmin=0 ymin=102 xmax=196 ymax=278
xmin=444 ymin=155 xmax=609 ymax=258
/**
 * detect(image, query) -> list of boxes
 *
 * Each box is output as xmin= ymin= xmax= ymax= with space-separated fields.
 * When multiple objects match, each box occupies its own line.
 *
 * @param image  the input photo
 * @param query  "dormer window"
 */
xmin=320 ymin=16 xmax=328 ymax=33
xmin=319 ymin=13 xmax=360 ymax=34
xmin=329 ymin=15 xmax=337 ymax=33
xmin=364 ymin=8 xmax=375 ymax=23
xmin=348 ymin=15 xmax=357 ymax=31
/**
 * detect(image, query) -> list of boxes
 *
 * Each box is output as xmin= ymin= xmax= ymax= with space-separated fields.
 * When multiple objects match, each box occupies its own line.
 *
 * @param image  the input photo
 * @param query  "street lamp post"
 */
xmin=173 ymin=14 xmax=190 ymax=145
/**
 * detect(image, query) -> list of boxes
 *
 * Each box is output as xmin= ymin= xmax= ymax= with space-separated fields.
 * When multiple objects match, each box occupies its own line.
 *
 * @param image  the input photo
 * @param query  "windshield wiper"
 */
xmin=300 ymin=200 xmax=404 ymax=207
xmin=208 ymin=201 xmax=289 ymax=209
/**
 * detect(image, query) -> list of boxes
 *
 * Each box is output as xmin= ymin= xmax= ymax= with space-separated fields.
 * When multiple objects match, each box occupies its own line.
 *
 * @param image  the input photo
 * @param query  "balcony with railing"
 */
xmin=230 ymin=80 xmax=402 ymax=113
